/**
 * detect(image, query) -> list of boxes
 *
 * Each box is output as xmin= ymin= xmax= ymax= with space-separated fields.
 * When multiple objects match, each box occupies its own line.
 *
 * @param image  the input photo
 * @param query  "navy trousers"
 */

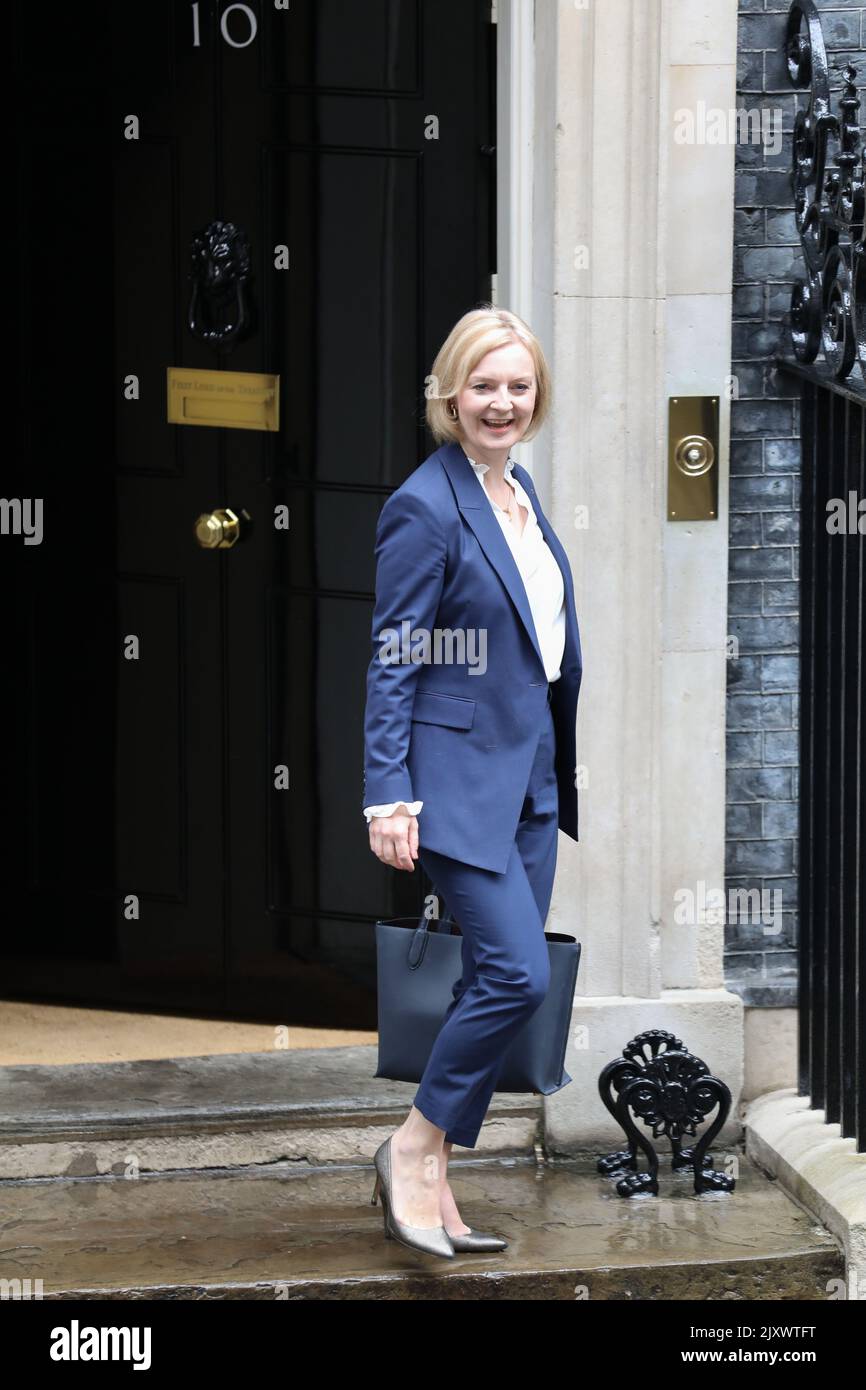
xmin=413 ymin=689 xmax=559 ymax=1149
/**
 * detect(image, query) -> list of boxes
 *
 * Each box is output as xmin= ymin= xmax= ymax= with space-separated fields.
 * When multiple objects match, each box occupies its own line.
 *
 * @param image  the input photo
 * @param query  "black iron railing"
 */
xmin=785 ymin=0 xmax=865 ymax=380
xmin=776 ymin=3 xmax=865 ymax=1152
xmin=777 ymin=360 xmax=865 ymax=1156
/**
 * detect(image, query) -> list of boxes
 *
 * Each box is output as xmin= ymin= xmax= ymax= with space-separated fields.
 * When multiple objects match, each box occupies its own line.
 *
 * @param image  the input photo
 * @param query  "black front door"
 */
xmin=4 ymin=0 xmax=495 ymax=1025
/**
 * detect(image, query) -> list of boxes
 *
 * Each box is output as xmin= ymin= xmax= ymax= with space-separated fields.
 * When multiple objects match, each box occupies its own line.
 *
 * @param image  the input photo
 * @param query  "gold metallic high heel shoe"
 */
xmin=371 ymin=1136 xmax=455 ymax=1259
xmin=447 ymin=1228 xmax=508 ymax=1252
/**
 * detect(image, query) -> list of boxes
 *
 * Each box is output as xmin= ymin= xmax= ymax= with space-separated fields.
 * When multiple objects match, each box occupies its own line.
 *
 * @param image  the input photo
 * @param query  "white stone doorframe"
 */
xmin=492 ymin=0 xmax=539 ymax=489
xmin=496 ymin=0 xmax=745 ymax=1149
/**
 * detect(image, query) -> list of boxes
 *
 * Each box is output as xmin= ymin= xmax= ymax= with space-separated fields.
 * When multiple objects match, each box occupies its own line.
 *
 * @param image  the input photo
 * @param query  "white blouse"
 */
xmin=364 ymin=453 xmax=566 ymax=822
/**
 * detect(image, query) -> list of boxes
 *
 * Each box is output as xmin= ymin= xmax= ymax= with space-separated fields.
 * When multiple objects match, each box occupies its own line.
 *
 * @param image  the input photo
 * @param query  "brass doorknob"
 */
xmin=194 ymin=507 xmax=241 ymax=549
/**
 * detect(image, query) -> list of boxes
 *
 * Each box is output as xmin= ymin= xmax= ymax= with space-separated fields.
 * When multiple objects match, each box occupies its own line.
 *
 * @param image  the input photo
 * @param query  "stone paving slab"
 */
xmin=0 ymin=1046 xmax=509 ymax=1132
xmin=0 ymin=1047 xmax=542 ymax=1178
xmin=0 ymin=1151 xmax=844 ymax=1300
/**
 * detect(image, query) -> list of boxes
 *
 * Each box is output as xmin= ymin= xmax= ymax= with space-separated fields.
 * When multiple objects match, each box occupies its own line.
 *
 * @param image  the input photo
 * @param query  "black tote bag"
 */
xmin=374 ymin=899 xmax=581 ymax=1095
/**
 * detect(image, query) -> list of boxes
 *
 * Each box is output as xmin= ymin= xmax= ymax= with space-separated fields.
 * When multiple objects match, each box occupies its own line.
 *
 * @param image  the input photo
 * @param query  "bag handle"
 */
xmin=407 ymin=891 xmax=456 ymax=969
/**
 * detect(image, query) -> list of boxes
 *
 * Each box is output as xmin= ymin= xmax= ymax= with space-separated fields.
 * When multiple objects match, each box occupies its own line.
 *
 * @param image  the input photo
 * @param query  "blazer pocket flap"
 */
xmin=411 ymin=690 xmax=476 ymax=730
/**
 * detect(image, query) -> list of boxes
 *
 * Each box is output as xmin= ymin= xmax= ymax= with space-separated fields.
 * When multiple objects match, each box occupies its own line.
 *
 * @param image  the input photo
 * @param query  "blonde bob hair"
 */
xmin=425 ymin=304 xmax=552 ymax=446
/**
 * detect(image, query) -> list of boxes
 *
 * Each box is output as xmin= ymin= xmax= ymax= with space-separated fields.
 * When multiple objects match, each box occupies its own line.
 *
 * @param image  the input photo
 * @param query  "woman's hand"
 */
xmin=368 ymin=805 xmax=419 ymax=871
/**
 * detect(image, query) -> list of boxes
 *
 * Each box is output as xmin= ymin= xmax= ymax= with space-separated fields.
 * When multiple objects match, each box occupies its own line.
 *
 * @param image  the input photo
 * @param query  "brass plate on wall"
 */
xmin=167 ymin=368 xmax=280 ymax=432
xmin=668 ymin=396 xmax=719 ymax=521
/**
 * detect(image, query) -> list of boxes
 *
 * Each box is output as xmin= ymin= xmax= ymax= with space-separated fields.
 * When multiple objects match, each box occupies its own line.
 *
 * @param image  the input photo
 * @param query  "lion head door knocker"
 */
xmin=187 ymin=220 xmax=254 ymax=351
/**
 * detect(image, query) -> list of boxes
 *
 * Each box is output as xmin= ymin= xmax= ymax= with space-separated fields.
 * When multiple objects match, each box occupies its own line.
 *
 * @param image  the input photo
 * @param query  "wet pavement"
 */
xmin=0 ymin=1149 xmax=843 ymax=1300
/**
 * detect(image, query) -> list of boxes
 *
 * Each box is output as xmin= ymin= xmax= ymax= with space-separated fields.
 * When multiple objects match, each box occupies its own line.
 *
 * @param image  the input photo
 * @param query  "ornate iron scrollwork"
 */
xmin=786 ymin=1 xmax=866 ymax=378
xmin=597 ymin=1030 xmax=735 ymax=1196
xmin=187 ymin=219 xmax=252 ymax=351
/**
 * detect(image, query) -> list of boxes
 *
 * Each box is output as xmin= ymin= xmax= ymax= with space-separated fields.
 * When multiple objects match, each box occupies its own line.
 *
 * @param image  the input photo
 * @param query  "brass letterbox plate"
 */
xmin=167 ymin=367 xmax=280 ymax=432
xmin=668 ymin=396 xmax=719 ymax=521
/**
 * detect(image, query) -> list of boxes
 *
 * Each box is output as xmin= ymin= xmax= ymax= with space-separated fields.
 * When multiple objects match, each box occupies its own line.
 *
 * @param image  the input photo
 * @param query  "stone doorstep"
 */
xmin=744 ymin=1088 xmax=866 ymax=1301
xmin=0 ymin=1045 xmax=542 ymax=1180
xmin=0 ymin=1152 xmax=844 ymax=1301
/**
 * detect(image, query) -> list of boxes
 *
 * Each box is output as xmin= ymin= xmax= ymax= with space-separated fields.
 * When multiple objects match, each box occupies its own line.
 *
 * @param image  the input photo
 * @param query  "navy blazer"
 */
xmin=363 ymin=440 xmax=582 ymax=873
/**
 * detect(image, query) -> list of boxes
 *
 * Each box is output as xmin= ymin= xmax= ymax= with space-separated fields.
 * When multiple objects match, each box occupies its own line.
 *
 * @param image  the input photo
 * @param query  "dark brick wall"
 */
xmin=729 ymin=0 xmax=865 ymax=1004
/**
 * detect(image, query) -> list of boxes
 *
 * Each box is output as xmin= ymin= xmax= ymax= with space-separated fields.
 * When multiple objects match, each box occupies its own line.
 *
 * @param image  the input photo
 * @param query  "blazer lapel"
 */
xmin=510 ymin=459 xmax=581 ymax=677
xmin=439 ymin=442 xmax=545 ymax=671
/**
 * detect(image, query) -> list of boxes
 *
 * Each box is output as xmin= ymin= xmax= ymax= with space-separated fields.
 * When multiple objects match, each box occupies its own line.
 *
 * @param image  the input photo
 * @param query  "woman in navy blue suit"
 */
xmin=364 ymin=306 xmax=582 ymax=1258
